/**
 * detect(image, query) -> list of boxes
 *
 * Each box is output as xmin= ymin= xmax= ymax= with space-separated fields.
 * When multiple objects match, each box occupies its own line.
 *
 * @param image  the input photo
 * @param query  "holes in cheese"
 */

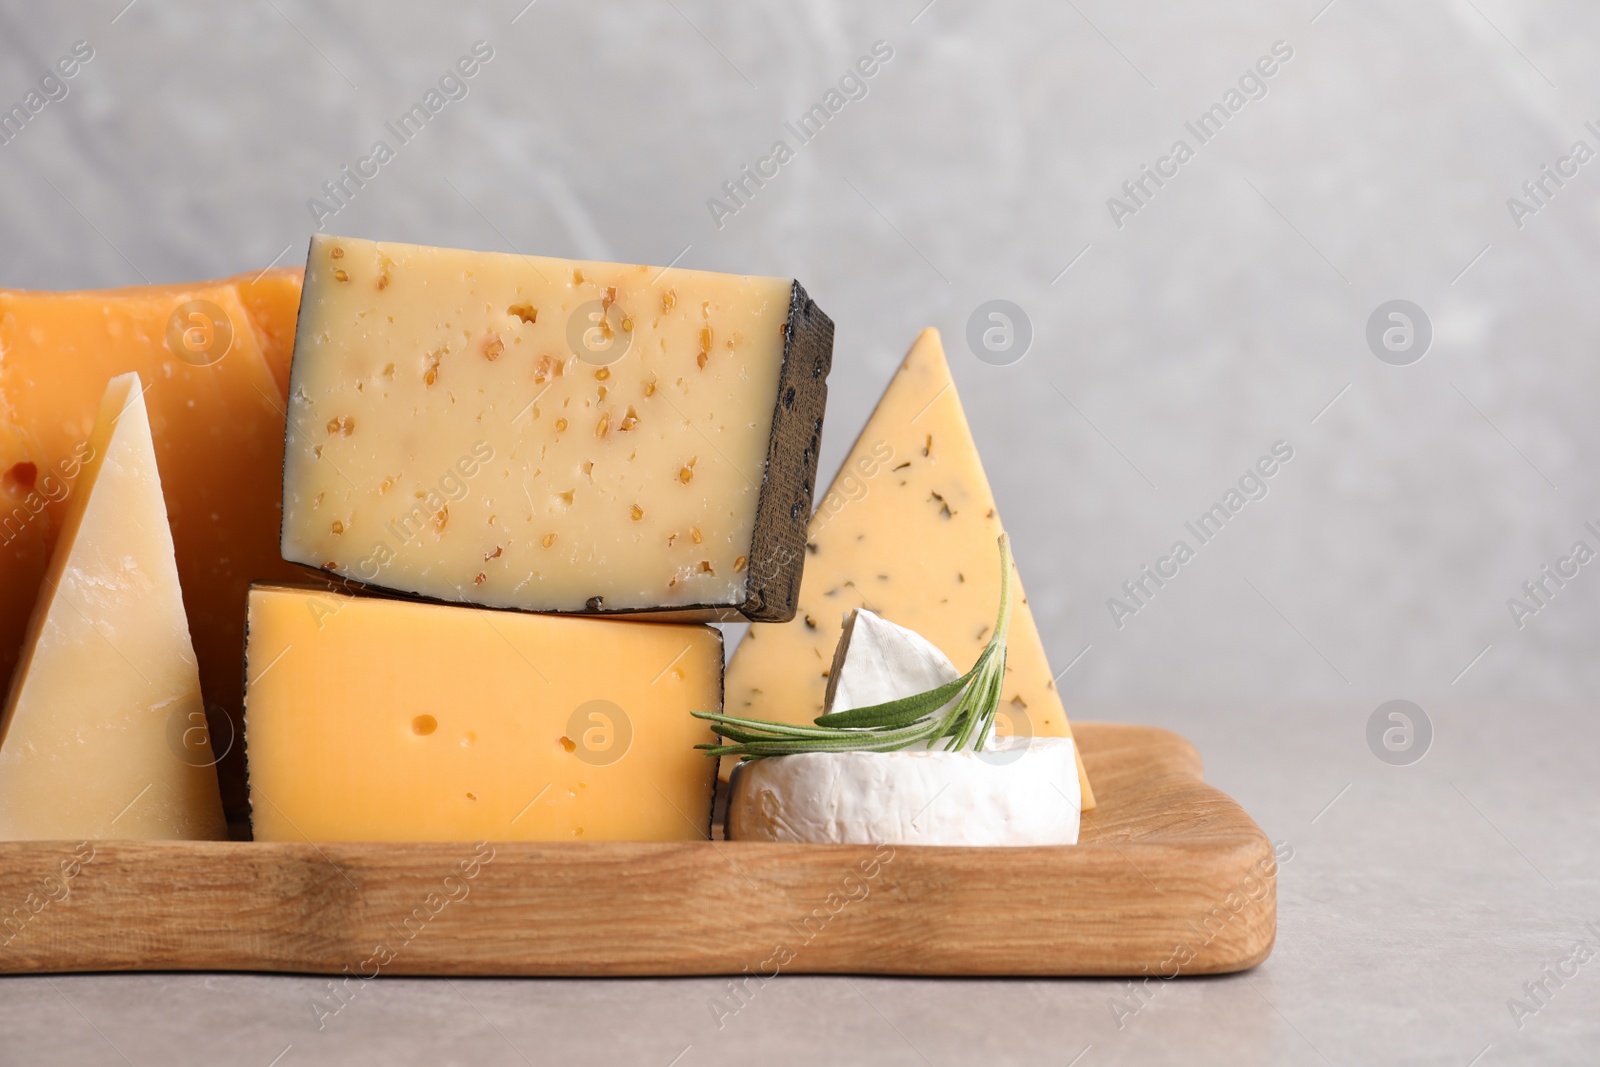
xmin=723 ymin=327 xmax=1096 ymax=808
xmin=0 ymin=374 xmax=227 ymax=841
xmin=242 ymin=585 xmax=722 ymax=842
xmin=281 ymin=235 xmax=834 ymax=622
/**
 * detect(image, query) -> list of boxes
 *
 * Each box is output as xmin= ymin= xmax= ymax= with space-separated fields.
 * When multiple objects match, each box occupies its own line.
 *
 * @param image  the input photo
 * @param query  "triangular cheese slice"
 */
xmin=725 ymin=328 xmax=1096 ymax=808
xmin=0 ymin=373 xmax=227 ymax=839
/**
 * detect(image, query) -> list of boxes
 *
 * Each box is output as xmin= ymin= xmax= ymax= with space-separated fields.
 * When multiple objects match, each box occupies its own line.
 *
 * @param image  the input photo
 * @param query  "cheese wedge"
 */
xmin=280 ymin=235 xmax=833 ymax=622
xmin=724 ymin=328 xmax=1095 ymax=807
xmin=0 ymin=374 xmax=227 ymax=840
xmin=824 ymin=608 xmax=960 ymax=719
xmin=0 ymin=272 xmax=306 ymax=814
xmin=726 ymin=738 xmax=1080 ymax=846
xmin=244 ymin=585 xmax=722 ymax=842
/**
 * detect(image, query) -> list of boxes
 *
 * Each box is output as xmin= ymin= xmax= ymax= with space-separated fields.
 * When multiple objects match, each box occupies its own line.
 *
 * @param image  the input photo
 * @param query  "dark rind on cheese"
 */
xmin=737 ymin=280 xmax=833 ymax=622
xmin=272 ymin=561 xmax=748 ymax=623
xmin=280 ymin=246 xmax=833 ymax=623
xmin=238 ymin=587 xmax=259 ymax=840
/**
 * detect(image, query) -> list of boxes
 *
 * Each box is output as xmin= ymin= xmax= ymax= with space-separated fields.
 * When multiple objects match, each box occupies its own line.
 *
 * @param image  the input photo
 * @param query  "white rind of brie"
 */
xmin=726 ymin=609 xmax=1082 ymax=846
xmin=726 ymin=736 xmax=1081 ymax=846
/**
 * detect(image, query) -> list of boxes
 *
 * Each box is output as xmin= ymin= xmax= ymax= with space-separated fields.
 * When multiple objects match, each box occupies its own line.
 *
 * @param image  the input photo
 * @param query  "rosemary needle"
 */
xmin=694 ymin=533 xmax=1015 ymax=760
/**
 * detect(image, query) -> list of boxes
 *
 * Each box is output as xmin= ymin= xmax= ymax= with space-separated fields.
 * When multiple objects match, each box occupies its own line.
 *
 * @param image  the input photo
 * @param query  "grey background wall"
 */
xmin=2 ymin=2 xmax=1598 ymax=1065
xmin=7 ymin=1 xmax=1599 ymax=710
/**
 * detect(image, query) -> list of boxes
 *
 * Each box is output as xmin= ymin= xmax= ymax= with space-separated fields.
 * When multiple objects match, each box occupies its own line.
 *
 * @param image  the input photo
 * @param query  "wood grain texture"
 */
xmin=0 ymin=722 xmax=1275 ymax=977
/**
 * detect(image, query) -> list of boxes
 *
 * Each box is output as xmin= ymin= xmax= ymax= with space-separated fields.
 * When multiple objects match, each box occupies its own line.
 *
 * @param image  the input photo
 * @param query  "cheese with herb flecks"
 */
xmin=723 ymin=327 xmax=1094 ymax=807
xmin=281 ymin=235 xmax=833 ymax=622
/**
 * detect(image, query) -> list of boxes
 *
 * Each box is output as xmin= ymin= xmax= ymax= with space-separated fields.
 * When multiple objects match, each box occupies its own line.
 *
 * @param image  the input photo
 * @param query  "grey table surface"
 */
xmin=3 ymin=1 xmax=1599 ymax=1064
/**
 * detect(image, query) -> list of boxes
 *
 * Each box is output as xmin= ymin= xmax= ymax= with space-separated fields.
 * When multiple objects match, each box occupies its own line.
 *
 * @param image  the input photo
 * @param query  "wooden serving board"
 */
xmin=0 ymin=723 xmax=1275 ymax=977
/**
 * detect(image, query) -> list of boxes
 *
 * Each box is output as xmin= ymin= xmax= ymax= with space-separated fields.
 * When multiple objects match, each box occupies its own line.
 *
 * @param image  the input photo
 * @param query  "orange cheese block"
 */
xmin=231 ymin=267 xmax=303 ymax=392
xmin=0 ymin=272 xmax=306 ymax=814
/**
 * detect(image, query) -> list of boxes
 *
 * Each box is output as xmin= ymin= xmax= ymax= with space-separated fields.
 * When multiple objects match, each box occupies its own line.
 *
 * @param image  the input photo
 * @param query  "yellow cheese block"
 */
xmin=0 ymin=374 xmax=227 ymax=840
xmin=723 ymin=328 xmax=1095 ymax=808
xmin=244 ymin=585 xmax=722 ymax=842
xmin=281 ymin=235 xmax=833 ymax=622
xmin=0 ymin=273 xmax=307 ymax=814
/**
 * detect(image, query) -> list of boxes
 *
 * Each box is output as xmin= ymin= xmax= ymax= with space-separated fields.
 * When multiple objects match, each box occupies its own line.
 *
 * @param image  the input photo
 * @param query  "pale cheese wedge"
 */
xmin=0 ymin=373 xmax=227 ymax=840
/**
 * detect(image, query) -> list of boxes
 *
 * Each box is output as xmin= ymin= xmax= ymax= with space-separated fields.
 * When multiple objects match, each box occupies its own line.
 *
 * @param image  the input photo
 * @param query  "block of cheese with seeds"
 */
xmin=0 ymin=374 xmax=227 ymax=840
xmin=0 ymin=270 xmax=306 ymax=816
xmin=244 ymin=584 xmax=722 ymax=842
xmin=281 ymin=235 xmax=834 ymax=622
xmin=723 ymin=328 xmax=1095 ymax=808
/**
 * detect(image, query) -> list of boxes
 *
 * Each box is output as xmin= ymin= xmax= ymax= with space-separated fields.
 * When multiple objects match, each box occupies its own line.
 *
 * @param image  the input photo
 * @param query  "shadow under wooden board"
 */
xmin=0 ymin=722 xmax=1276 ymax=977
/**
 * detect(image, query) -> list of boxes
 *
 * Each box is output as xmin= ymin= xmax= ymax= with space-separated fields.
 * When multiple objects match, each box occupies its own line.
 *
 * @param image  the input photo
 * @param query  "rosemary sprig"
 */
xmin=694 ymin=533 xmax=1015 ymax=760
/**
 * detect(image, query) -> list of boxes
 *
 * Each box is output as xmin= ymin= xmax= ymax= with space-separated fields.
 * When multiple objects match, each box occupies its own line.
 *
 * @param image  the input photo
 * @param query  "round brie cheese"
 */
xmin=725 ymin=736 xmax=1081 ymax=846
